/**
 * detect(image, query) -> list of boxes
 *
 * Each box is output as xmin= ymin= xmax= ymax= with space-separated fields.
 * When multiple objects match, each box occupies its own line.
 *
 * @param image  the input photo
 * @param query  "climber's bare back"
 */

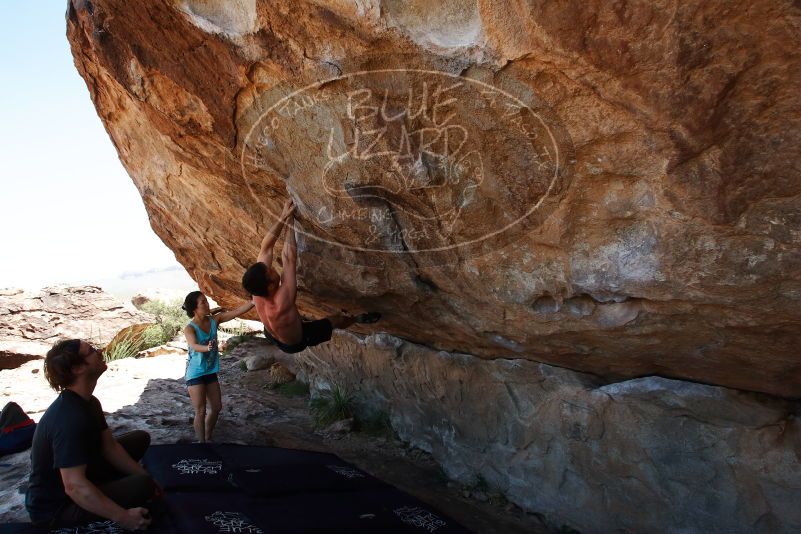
xmin=253 ymin=276 xmax=303 ymax=345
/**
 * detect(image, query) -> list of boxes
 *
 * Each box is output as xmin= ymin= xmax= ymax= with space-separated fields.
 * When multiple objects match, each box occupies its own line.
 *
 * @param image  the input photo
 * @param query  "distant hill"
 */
xmin=97 ymin=264 xmax=197 ymax=301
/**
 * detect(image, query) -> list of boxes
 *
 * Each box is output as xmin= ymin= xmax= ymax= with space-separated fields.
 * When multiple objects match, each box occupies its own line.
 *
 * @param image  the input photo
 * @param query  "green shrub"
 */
xmin=434 ymin=466 xmax=449 ymax=483
xmin=488 ymin=491 xmax=508 ymax=506
xmin=468 ymin=475 xmax=507 ymax=505
xmin=87 ymin=325 xmax=106 ymax=351
xmin=140 ymin=325 xmax=167 ymax=348
xmin=309 ymin=386 xmax=353 ymax=427
xmin=222 ymin=334 xmax=250 ymax=356
xmin=356 ymin=410 xmax=392 ymax=437
xmin=219 ymin=321 xmax=250 ymax=337
xmin=272 ymin=380 xmax=310 ymax=397
xmin=138 ymin=299 xmax=186 ymax=347
xmin=104 ymin=332 xmax=141 ymax=362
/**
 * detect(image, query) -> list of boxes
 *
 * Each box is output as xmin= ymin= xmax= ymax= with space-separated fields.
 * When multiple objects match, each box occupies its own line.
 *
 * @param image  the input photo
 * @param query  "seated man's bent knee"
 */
xmin=99 ymin=473 xmax=157 ymax=509
xmin=115 ymin=430 xmax=151 ymax=461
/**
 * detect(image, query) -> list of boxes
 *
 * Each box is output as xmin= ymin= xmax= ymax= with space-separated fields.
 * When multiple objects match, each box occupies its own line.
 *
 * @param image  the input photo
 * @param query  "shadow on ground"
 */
xmin=1 ymin=349 xmax=554 ymax=533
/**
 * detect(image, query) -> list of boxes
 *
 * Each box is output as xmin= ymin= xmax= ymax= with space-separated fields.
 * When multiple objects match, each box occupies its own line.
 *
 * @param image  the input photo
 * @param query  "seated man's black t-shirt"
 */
xmin=25 ymin=389 xmax=108 ymax=524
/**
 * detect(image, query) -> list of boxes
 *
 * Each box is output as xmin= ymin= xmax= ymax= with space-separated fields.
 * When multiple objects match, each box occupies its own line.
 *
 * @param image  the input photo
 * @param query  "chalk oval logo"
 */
xmin=240 ymin=67 xmax=573 ymax=266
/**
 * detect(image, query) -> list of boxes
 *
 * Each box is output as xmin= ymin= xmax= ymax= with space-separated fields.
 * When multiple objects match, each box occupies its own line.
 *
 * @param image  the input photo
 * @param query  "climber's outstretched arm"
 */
xmin=256 ymin=198 xmax=295 ymax=265
xmin=277 ymin=213 xmax=298 ymax=305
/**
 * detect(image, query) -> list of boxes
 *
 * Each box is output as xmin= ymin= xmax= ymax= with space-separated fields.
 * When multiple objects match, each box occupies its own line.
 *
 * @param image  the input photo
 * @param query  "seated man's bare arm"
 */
xmin=60 ymin=465 xmax=150 ymax=530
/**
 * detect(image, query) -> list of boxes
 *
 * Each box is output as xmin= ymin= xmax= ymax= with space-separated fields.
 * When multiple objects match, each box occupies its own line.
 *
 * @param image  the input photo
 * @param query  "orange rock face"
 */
xmin=67 ymin=0 xmax=801 ymax=397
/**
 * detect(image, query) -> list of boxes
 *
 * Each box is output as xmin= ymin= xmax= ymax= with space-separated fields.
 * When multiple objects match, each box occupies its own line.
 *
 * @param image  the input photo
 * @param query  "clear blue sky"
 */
xmin=0 ymin=2 xmax=182 ymax=289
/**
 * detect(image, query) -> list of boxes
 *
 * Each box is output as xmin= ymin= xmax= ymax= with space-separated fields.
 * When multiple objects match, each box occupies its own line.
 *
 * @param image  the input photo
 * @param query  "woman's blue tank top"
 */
xmin=185 ymin=318 xmax=219 ymax=381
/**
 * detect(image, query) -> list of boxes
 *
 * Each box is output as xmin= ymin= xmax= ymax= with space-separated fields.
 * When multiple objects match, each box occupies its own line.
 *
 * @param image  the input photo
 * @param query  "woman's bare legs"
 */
xmin=187 ymin=384 xmax=207 ymax=443
xmin=204 ymin=381 xmax=223 ymax=442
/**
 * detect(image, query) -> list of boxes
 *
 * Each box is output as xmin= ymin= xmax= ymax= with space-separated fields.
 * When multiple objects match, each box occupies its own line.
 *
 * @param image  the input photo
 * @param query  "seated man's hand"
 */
xmin=153 ymin=480 xmax=165 ymax=498
xmin=118 ymin=507 xmax=151 ymax=531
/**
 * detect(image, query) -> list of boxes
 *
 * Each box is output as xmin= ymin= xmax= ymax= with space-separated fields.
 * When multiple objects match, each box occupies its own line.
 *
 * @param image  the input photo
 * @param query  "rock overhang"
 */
xmin=66 ymin=0 xmax=801 ymax=397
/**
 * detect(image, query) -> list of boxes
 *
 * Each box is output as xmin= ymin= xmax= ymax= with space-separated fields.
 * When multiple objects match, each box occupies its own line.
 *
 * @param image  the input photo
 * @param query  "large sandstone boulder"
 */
xmin=65 ymin=1 xmax=801 ymax=396
xmin=296 ymin=331 xmax=801 ymax=533
xmin=59 ymin=4 xmax=801 ymax=528
xmin=0 ymin=286 xmax=153 ymax=362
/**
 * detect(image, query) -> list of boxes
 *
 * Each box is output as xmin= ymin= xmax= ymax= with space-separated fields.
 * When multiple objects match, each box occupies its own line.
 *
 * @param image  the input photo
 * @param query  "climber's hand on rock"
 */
xmin=280 ymin=198 xmax=295 ymax=221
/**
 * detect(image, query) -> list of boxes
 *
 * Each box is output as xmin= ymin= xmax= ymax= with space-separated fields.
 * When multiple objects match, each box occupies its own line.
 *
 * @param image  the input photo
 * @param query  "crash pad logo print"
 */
xmin=394 ymin=506 xmax=447 ymax=532
xmin=205 ymin=511 xmax=263 ymax=533
xmin=171 ymin=458 xmax=223 ymax=474
xmin=241 ymin=63 xmax=574 ymax=266
xmin=51 ymin=520 xmax=124 ymax=534
xmin=326 ymin=464 xmax=366 ymax=478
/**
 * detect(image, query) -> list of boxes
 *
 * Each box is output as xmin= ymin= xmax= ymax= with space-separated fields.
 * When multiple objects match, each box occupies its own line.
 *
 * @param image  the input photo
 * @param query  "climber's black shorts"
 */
xmin=264 ymin=319 xmax=333 ymax=354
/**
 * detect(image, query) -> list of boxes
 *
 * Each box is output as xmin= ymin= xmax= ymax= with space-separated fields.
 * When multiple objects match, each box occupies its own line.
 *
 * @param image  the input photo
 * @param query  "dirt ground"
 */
xmin=0 ymin=338 xmax=554 ymax=533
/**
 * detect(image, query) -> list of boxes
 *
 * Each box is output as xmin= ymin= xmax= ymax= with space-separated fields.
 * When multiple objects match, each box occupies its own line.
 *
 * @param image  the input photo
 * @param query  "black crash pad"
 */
xmin=10 ymin=444 xmax=468 ymax=534
xmin=141 ymin=443 xmax=234 ymax=492
xmin=230 ymin=461 xmax=390 ymax=497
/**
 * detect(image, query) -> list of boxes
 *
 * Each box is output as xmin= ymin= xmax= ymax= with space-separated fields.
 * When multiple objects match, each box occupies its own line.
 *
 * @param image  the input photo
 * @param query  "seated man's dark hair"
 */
xmin=182 ymin=291 xmax=203 ymax=318
xmin=242 ymin=262 xmax=270 ymax=297
xmin=43 ymin=339 xmax=84 ymax=391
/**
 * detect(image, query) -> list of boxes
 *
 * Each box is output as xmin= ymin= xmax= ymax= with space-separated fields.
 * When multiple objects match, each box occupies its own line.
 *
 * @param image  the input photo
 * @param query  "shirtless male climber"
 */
xmin=241 ymin=198 xmax=380 ymax=353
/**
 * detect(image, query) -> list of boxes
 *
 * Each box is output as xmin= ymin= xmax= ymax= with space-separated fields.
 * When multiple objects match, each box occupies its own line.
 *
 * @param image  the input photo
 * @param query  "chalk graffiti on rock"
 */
xmin=241 ymin=65 xmax=574 ymax=265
